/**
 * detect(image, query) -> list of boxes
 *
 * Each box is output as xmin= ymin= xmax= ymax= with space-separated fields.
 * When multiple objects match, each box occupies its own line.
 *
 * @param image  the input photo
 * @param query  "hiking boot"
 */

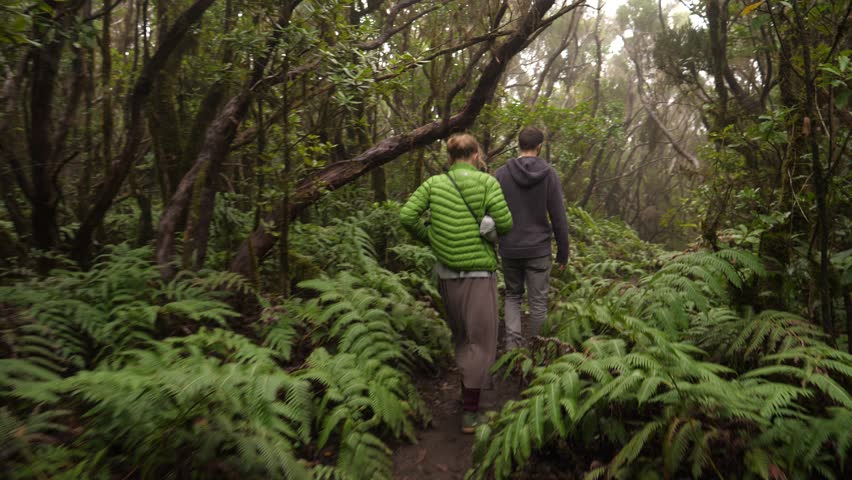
xmin=461 ymin=412 xmax=478 ymax=434
xmin=461 ymin=411 xmax=483 ymax=434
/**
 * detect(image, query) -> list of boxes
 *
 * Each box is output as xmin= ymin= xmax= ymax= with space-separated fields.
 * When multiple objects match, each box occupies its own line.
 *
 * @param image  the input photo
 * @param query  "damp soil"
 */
xmin=392 ymin=368 xmax=523 ymax=480
xmin=393 ymin=310 xmax=533 ymax=480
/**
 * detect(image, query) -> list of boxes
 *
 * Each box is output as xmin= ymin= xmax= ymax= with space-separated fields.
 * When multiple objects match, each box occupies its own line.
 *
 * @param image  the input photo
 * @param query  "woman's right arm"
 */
xmin=400 ymin=178 xmax=431 ymax=243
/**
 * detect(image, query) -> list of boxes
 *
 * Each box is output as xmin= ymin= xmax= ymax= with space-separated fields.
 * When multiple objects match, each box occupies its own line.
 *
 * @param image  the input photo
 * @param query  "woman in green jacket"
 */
xmin=400 ymin=133 xmax=512 ymax=433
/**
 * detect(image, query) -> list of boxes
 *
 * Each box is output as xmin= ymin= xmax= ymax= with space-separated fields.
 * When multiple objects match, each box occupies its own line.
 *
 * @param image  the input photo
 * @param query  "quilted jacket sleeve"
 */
xmin=484 ymin=176 xmax=513 ymax=235
xmin=400 ymin=178 xmax=431 ymax=243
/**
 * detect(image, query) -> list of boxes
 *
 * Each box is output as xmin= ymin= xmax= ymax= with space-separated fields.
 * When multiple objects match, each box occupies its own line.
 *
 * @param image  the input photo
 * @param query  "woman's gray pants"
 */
xmin=438 ymin=274 xmax=498 ymax=390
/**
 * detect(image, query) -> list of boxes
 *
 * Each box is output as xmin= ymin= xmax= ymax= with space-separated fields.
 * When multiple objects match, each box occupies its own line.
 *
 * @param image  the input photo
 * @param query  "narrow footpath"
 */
xmin=392 ymin=369 xmax=522 ymax=479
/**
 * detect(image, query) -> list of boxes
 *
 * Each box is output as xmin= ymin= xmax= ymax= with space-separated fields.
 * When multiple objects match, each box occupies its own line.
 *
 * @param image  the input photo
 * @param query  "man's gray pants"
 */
xmin=502 ymin=255 xmax=552 ymax=349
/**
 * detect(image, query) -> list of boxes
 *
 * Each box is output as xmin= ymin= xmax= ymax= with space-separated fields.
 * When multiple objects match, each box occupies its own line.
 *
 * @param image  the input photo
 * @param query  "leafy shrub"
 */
xmin=1 ymin=206 xmax=452 ymax=480
xmin=53 ymin=329 xmax=313 ymax=478
xmin=0 ymin=245 xmax=241 ymax=372
xmin=470 ymin=213 xmax=852 ymax=480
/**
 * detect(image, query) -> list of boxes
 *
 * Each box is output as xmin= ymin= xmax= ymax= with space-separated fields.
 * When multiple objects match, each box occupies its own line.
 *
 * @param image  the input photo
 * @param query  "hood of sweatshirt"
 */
xmin=507 ymin=156 xmax=550 ymax=188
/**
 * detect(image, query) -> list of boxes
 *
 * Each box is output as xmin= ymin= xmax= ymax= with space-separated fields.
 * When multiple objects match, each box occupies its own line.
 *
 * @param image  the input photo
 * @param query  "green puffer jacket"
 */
xmin=400 ymin=162 xmax=513 ymax=271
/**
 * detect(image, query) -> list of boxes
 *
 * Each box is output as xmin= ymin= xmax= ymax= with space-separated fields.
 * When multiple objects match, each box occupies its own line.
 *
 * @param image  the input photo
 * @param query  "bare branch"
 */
xmin=629 ymin=44 xmax=700 ymax=169
xmin=357 ymin=0 xmax=445 ymax=50
xmin=83 ymin=0 xmax=125 ymax=23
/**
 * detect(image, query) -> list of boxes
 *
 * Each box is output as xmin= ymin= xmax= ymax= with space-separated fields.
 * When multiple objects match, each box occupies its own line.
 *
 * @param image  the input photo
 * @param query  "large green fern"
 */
xmin=0 ymin=245 xmax=243 ymax=370
xmin=472 ymin=229 xmax=852 ymax=480
xmin=55 ymin=328 xmax=313 ymax=478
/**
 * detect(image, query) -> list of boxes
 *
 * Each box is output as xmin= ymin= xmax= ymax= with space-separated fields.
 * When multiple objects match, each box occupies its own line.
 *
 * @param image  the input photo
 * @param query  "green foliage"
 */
xmin=54 ymin=329 xmax=314 ymax=478
xmin=205 ymin=192 xmax=256 ymax=270
xmin=297 ymin=268 xmax=449 ymax=365
xmin=0 ymin=245 xmax=240 ymax=370
xmin=818 ymin=52 xmax=852 ymax=110
xmin=564 ymin=206 xmax=663 ymax=268
xmin=3 ymin=187 xmax=848 ymax=480
xmin=481 ymin=102 xmax=620 ymax=174
xmin=654 ymin=24 xmax=710 ymax=87
xmin=3 ymin=0 xmax=848 ymax=475
xmin=387 ymin=243 xmax=441 ymax=305
xmin=302 ymin=349 xmax=407 ymax=479
xmin=288 ymin=220 xmax=379 ymax=275
xmin=1 ymin=207 xmax=453 ymax=479
xmin=471 ymin=209 xmax=852 ymax=480
xmin=266 ymin=210 xmax=451 ymax=480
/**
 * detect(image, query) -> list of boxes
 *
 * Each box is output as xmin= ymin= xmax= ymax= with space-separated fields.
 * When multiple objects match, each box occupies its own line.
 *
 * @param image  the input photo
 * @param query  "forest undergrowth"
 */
xmin=1 ymin=203 xmax=453 ymax=479
xmin=2 ymin=202 xmax=851 ymax=480
xmin=472 ymin=208 xmax=852 ymax=479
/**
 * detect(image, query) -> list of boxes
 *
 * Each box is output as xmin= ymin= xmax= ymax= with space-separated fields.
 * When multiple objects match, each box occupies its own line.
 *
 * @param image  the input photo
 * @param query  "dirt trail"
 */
xmin=392 ymin=368 xmax=523 ymax=479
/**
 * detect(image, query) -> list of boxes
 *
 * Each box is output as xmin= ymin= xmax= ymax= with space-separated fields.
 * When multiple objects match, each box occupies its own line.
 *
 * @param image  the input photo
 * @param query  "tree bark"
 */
xmin=793 ymin=0 xmax=834 ymax=337
xmin=147 ymin=0 xmax=201 ymax=203
xmin=591 ymin=0 xmax=603 ymax=116
xmin=0 ymin=57 xmax=32 ymax=240
xmin=27 ymin=1 xmax=87 ymax=257
xmin=157 ymin=91 xmax=250 ymax=277
xmin=706 ymin=0 xmax=730 ymax=130
xmin=845 ymin=288 xmax=852 ymax=355
xmin=101 ymin=4 xmax=114 ymax=175
xmin=579 ymin=131 xmax=615 ymax=208
xmin=279 ymin=54 xmax=292 ymax=296
xmin=79 ymin=1 xmax=95 ymax=221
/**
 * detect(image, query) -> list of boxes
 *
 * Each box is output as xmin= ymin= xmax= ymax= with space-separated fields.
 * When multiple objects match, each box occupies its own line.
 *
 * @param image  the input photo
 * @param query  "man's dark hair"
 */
xmin=518 ymin=126 xmax=544 ymax=151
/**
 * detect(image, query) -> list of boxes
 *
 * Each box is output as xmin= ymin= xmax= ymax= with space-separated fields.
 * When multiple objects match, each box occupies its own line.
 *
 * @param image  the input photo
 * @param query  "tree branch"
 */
xmin=629 ymin=44 xmax=700 ymax=168
xmin=356 ymin=0 xmax=442 ymax=50
xmin=83 ymin=0 xmax=125 ymax=23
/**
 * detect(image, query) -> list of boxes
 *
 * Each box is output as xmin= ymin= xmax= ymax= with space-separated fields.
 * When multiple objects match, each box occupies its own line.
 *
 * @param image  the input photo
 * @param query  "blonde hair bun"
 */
xmin=446 ymin=133 xmax=481 ymax=161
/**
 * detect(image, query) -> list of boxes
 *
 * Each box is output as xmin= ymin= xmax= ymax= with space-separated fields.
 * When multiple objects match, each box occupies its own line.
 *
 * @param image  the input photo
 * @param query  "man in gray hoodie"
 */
xmin=495 ymin=126 xmax=570 ymax=349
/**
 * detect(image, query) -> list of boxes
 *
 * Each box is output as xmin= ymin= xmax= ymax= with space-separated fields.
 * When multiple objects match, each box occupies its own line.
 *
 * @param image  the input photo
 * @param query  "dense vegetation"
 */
xmin=474 ymin=210 xmax=852 ymax=479
xmin=1 ymin=0 xmax=850 ymax=478
xmin=2 ymin=207 xmax=454 ymax=478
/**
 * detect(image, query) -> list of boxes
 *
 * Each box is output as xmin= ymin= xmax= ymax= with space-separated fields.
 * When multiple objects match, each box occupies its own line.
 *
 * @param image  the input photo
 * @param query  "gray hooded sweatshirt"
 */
xmin=494 ymin=156 xmax=570 ymax=264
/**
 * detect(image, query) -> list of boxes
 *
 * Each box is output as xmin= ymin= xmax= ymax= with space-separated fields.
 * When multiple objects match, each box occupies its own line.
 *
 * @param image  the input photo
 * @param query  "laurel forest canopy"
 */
xmin=0 ymin=0 xmax=851 ymax=478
